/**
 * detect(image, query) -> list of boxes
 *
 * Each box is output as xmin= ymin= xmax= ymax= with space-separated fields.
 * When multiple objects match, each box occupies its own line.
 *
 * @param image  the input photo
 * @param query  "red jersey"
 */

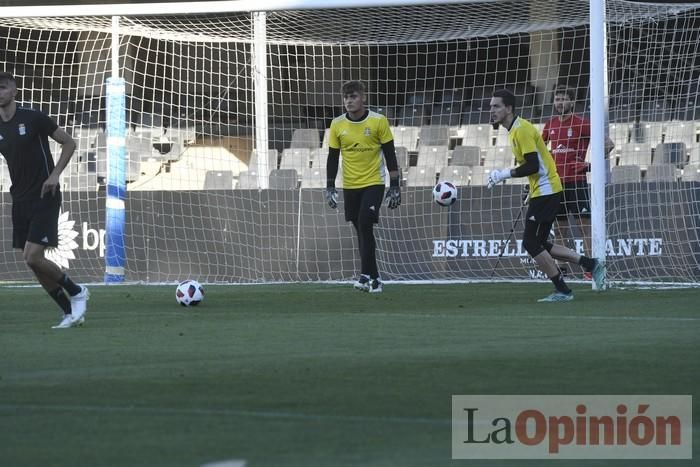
xmin=542 ymin=114 xmax=590 ymax=182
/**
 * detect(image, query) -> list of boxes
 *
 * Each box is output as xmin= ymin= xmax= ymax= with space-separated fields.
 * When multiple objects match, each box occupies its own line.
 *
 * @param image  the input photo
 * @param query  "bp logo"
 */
xmin=45 ymin=210 xmax=79 ymax=269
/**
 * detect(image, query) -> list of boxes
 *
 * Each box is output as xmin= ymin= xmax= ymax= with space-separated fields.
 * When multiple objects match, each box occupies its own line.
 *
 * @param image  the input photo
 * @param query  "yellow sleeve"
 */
xmin=328 ymin=120 xmax=340 ymax=149
xmin=378 ymin=116 xmax=393 ymax=144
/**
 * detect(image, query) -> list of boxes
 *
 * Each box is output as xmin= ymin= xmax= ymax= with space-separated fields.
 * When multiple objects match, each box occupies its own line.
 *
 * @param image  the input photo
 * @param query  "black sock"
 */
xmin=551 ymin=273 xmax=572 ymax=294
xmin=49 ymin=287 xmax=72 ymax=314
xmin=57 ymin=274 xmax=82 ymax=296
xmin=578 ymin=256 xmax=596 ymax=272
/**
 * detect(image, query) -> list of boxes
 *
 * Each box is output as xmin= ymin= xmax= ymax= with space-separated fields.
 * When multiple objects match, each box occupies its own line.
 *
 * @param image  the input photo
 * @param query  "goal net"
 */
xmin=0 ymin=0 xmax=699 ymax=285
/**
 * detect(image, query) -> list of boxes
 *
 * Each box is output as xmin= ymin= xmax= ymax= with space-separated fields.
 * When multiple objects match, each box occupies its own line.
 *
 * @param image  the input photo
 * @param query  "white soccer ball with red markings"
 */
xmin=176 ymin=280 xmax=205 ymax=306
xmin=432 ymin=181 xmax=458 ymax=207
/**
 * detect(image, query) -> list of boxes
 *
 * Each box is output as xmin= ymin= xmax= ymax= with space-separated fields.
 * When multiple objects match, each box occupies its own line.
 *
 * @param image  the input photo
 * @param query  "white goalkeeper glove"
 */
xmin=487 ymin=168 xmax=512 ymax=189
xmin=325 ymin=187 xmax=338 ymax=209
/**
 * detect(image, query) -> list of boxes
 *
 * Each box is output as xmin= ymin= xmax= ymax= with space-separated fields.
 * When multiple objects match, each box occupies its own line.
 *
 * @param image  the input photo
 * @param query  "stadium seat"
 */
xmin=93 ymin=130 xmax=107 ymax=177
xmin=438 ymin=165 xmax=470 ymax=186
xmin=450 ymin=145 xmax=481 ymax=166
xmin=269 ymin=169 xmax=299 ymax=190
xmin=462 ymin=124 xmax=493 ymax=148
xmin=237 ymin=170 xmax=260 ymax=189
xmin=392 ymin=126 xmax=420 ymax=152
xmin=280 ymin=148 xmax=311 ymax=172
xmin=681 ymin=163 xmax=700 ymax=182
xmin=290 ymin=128 xmax=321 ymax=149
xmin=662 ymin=120 xmax=698 ymax=145
xmin=249 ymin=148 xmax=279 ymax=172
xmin=610 ymin=165 xmax=641 ymax=184
xmin=150 ymin=129 xmax=183 ymax=162
xmin=482 ymin=146 xmax=515 ymax=169
xmin=617 ymin=143 xmax=652 ymax=169
xmin=406 ymin=166 xmax=436 ymax=186
xmin=418 ymin=125 xmax=450 ymax=147
xmin=645 ymin=164 xmax=677 ymax=183
xmin=125 ymin=152 xmax=142 ymax=182
xmin=632 ymin=121 xmax=664 ymax=145
xmin=300 ymin=167 xmax=325 ymax=188
xmin=688 ymin=146 xmax=700 ymax=166
xmin=493 ymin=128 xmax=511 ymax=147
xmin=469 ymin=166 xmax=491 ymax=186
xmin=126 ymin=134 xmax=155 ymax=162
xmin=416 ymin=145 xmax=449 ymax=169
xmin=204 ymin=170 xmax=234 ymax=189
xmin=74 ymin=128 xmax=99 ymax=153
xmin=310 ymin=148 xmax=327 ymax=168
xmin=654 ymin=142 xmax=687 ymax=168
xmin=395 ymin=146 xmax=409 ymax=169
xmin=609 ymin=122 xmax=632 ymax=146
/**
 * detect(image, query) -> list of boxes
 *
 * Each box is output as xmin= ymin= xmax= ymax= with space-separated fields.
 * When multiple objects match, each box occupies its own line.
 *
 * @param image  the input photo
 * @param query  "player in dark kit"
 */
xmin=0 ymin=72 xmax=89 ymax=328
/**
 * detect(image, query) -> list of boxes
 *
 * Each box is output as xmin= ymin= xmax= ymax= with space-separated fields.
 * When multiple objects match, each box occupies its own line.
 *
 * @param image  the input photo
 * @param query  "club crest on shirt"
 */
xmin=567 ymin=127 xmax=573 ymax=137
xmin=18 ymin=123 xmax=26 ymax=136
xmin=364 ymin=127 xmax=371 ymax=137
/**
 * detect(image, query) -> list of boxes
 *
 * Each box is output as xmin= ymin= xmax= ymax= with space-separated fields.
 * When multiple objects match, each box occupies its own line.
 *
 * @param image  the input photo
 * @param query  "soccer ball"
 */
xmin=176 ymin=280 xmax=204 ymax=307
xmin=432 ymin=181 xmax=458 ymax=206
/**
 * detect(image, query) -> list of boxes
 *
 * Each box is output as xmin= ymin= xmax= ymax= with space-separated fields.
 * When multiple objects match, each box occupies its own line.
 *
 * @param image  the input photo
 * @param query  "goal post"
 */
xmin=0 ymin=0 xmax=699 ymax=286
xmin=589 ymin=0 xmax=608 ymax=290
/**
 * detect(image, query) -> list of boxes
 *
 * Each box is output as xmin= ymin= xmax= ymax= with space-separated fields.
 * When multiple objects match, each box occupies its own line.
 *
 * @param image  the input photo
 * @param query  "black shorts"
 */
xmin=12 ymin=194 xmax=61 ymax=249
xmin=557 ymin=181 xmax=590 ymax=219
xmin=526 ymin=192 xmax=563 ymax=225
xmin=343 ymin=185 xmax=385 ymax=224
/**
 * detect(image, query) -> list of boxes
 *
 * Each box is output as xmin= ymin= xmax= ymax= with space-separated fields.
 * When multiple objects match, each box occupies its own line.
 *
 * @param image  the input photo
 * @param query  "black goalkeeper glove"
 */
xmin=325 ymin=187 xmax=338 ymax=209
xmin=522 ymin=184 xmax=530 ymax=203
xmin=385 ymin=185 xmax=401 ymax=209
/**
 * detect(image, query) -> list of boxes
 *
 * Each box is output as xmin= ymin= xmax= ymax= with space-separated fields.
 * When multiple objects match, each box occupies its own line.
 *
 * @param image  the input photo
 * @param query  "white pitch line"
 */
xmin=201 ymin=460 xmax=246 ymax=467
xmin=0 ymin=403 xmax=451 ymax=426
xmin=524 ymin=315 xmax=700 ymax=322
xmin=361 ymin=312 xmax=700 ymax=322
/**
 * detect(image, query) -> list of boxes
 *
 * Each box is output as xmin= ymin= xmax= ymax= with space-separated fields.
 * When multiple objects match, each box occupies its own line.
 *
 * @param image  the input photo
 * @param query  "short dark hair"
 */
xmin=0 ymin=72 xmax=16 ymax=83
xmin=341 ymin=80 xmax=366 ymax=96
xmin=553 ymin=84 xmax=576 ymax=101
xmin=493 ymin=89 xmax=516 ymax=110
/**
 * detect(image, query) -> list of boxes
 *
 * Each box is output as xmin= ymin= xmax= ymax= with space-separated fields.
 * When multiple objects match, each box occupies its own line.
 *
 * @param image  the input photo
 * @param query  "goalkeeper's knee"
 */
xmin=523 ymin=235 xmax=545 ymax=257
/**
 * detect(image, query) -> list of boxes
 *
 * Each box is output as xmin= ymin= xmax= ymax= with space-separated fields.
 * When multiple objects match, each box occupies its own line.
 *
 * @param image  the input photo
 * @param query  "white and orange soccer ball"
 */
xmin=432 ymin=181 xmax=458 ymax=207
xmin=175 ymin=280 xmax=205 ymax=307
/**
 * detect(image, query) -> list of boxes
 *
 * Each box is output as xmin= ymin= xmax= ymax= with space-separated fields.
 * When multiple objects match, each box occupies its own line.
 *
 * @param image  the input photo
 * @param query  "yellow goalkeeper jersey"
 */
xmin=329 ymin=110 xmax=394 ymax=189
xmin=508 ymin=116 xmax=563 ymax=198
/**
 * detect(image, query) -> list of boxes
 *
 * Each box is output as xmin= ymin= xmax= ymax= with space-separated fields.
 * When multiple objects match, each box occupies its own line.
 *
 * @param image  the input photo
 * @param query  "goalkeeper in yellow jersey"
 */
xmin=487 ymin=89 xmax=605 ymax=301
xmin=325 ymin=80 xmax=401 ymax=293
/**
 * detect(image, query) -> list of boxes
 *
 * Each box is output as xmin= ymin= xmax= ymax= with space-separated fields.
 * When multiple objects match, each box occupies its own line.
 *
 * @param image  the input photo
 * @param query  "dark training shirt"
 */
xmin=0 ymin=107 xmax=59 ymax=201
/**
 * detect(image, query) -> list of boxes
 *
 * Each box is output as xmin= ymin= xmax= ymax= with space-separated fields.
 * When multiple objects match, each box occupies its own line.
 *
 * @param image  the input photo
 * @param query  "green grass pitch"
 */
xmin=1 ymin=283 xmax=698 ymax=467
